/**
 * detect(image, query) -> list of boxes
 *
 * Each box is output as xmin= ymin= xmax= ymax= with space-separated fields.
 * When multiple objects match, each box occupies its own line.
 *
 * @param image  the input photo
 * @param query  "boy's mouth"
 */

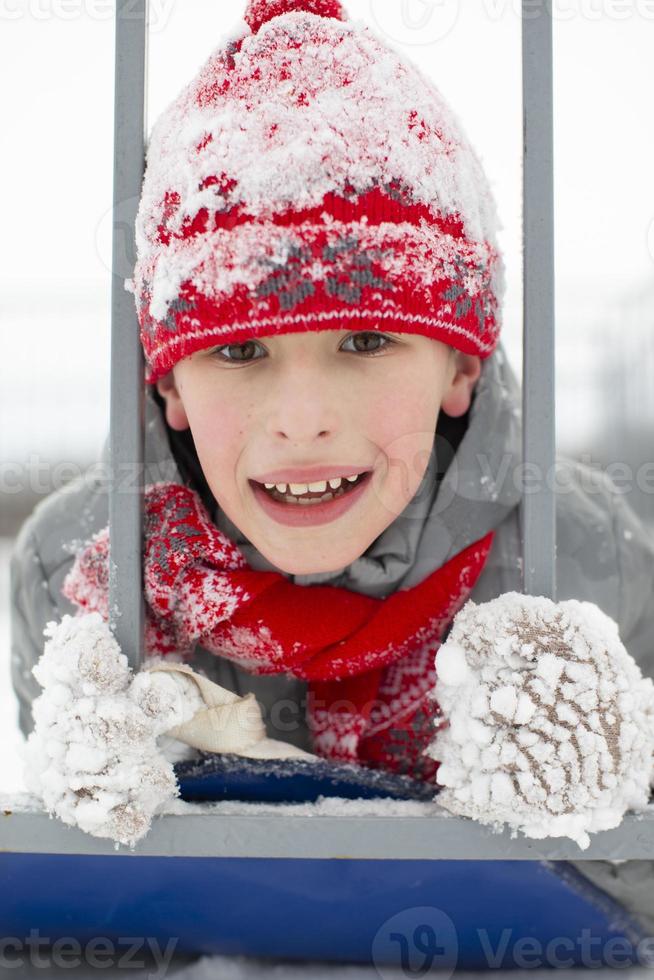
xmin=248 ymin=471 xmax=373 ymax=527
xmin=251 ymin=472 xmax=369 ymax=506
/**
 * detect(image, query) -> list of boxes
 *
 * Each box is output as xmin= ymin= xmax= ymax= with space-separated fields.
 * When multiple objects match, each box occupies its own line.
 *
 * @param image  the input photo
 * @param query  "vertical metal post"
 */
xmin=521 ymin=0 xmax=557 ymax=600
xmin=109 ymin=0 xmax=149 ymax=669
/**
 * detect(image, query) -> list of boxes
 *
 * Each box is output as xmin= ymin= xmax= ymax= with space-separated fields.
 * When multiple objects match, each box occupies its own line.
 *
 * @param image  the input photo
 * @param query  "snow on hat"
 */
xmin=130 ymin=0 xmax=505 ymax=385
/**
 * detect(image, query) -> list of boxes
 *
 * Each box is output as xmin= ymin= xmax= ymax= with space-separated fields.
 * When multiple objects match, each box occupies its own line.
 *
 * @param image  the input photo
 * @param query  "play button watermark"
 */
xmin=369 ymin=0 xmax=460 ymax=46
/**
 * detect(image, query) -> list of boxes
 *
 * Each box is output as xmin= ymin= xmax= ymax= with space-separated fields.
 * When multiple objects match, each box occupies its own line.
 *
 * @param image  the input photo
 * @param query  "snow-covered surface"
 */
xmin=429 ymin=592 xmax=654 ymax=850
xmin=8 ymin=953 xmax=654 ymax=979
xmin=168 ymin=961 xmax=654 ymax=980
xmin=161 ymin=795 xmax=442 ymax=818
xmin=0 ymin=791 xmax=439 ymax=819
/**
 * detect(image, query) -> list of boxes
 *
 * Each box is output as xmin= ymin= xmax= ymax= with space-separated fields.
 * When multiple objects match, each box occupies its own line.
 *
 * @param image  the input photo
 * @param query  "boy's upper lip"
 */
xmin=251 ymin=465 xmax=372 ymax=484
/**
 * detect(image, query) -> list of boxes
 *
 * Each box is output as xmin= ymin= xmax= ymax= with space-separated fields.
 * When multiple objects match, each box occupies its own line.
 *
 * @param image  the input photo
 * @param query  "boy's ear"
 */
xmin=439 ymin=351 xmax=482 ymax=419
xmin=155 ymin=370 xmax=190 ymax=431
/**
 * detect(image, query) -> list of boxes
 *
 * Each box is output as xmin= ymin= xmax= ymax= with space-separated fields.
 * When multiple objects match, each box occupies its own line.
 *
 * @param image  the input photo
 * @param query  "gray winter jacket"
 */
xmin=10 ymin=340 xmax=654 ymax=750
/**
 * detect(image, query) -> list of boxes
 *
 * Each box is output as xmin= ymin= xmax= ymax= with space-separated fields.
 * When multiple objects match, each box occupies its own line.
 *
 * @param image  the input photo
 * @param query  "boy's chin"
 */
xmin=252 ymin=536 xmax=360 ymax=577
xmin=260 ymin=548 xmax=351 ymax=577
xmin=289 ymin=561 xmax=348 ymax=577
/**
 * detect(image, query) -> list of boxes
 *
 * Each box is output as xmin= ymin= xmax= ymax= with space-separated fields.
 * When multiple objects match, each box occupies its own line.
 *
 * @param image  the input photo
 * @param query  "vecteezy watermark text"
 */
xmin=0 ymin=931 xmax=178 ymax=977
xmin=372 ymin=906 xmax=654 ymax=976
xmin=3 ymin=450 xmax=654 ymax=500
xmin=369 ymin=0 xmax=654 ymax=49
xmin=0 ymin=0 xmax=175 ymax=30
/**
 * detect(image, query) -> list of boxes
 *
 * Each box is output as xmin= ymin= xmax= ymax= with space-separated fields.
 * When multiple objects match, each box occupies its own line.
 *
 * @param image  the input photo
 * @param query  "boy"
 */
xmin=10 ymin=0 xmax=654 ymax=772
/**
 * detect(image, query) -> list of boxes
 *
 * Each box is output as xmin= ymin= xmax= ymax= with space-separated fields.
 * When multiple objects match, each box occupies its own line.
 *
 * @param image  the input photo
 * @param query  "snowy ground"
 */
xmin=169 ymin=963 xmax=654 ymax=980
xmin=9 ymin=953 xmax=654 ymax=977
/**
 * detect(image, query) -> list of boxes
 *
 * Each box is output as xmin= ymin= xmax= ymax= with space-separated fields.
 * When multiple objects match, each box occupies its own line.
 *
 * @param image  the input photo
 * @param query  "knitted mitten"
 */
xmin=23 ymin=612 xmax=202 ymax=847
xmin=24 ymin=611 xmax=316 ymax=847
xmin=427 ymin=592 xmax=654 ymax=849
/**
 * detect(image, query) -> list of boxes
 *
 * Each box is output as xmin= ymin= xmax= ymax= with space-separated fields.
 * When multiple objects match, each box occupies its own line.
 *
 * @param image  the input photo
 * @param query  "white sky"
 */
xmin=1 ymin=0 xmax=653 ymax=461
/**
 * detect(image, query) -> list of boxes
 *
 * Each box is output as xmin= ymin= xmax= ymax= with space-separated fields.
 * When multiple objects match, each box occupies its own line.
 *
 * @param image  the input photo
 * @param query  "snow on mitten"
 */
xmin=427 ymin=592 xmax=654 ymax=850
xmin=23 ymin=612 xmax=203 ymax=848
xmin=24 ymin=611 xmax=318 ymax=847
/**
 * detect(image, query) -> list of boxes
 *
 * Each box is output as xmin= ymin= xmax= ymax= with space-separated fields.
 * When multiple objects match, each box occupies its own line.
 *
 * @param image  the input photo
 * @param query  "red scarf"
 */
xmin=63 ymin=482 xmax=494 ymax=784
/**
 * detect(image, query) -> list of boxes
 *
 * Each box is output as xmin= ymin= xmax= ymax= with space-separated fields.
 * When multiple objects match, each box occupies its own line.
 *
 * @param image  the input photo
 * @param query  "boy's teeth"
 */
xmin=289 ymin=482 xmax=311 ymax=494
xmin=263 ymin=474 xmax=362 ymax=495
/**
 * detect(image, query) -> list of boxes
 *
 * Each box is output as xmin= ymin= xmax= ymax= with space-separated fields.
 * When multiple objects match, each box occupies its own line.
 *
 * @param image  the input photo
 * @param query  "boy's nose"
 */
xmin=274 ymin=427 xmax=331 ymax=442
xmin=266 ymin=397 xmax=340 ymax=444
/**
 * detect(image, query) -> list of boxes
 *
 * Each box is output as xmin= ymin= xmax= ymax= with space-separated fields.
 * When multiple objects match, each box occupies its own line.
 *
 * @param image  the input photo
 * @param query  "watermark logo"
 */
xmin=371 ymin=907 xmax=654 ymax=973
xmin=369 ymin=0 xmax=460 ymax=45
xmin=647 ymin=215 xmax=654 ymax=265
xmin=95 ymin=193 xmax=140 ymax=281
xmin=367 ymin=0 xmax=654 ymax=38
xmin=372 ymin=906 xmax=459 ymax=978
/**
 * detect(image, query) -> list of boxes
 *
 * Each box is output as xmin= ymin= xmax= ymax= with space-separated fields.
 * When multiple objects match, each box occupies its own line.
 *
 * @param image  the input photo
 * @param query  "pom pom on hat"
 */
xmin=133 ymin=0 xmax=505 ymax=384
xmin=244 ymin=0 xmax=346 ymax=34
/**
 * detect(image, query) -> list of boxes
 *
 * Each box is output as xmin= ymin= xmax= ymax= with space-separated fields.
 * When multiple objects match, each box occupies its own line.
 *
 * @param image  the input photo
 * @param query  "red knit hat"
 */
xmin=130 ymin=0 xmax=505 ymax=385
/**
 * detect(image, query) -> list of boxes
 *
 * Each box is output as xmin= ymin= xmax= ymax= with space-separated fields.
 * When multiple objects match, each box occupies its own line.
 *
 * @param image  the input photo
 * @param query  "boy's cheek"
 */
xmin=366 ymin=392 xmax=440 ymax=468
xmin=370 ymin=433 xmax=435 ymax=517
xmin=183 ymin=399 xmax=247 ymax=465
xmin=185 ymin=419 xmax=245 ymax=499
xmin=196 ymin=440 xmax=244 ymax=491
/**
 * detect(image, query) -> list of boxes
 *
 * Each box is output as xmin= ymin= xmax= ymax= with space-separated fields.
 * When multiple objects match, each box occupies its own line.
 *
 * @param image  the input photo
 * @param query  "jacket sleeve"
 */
xmin=9 ymin=519 xmax=66 ymax=738
xmin=610 ymin=487 xmax=654 ymax=680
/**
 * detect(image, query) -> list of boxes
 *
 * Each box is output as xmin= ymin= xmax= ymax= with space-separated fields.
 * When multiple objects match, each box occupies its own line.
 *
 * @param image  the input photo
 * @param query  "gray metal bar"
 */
xmin=108 ymin=0 xmax=149 ymax=670
xmin=521 ymin=0 xmax=557 ymax=600
xmin=2 ymin=806 xmax=654 ymax=859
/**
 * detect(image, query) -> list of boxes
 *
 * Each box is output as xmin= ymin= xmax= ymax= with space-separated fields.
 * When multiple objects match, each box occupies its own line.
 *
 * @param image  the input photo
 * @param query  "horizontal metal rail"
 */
xmin=2 ymin=805 xmax=654 ymax=860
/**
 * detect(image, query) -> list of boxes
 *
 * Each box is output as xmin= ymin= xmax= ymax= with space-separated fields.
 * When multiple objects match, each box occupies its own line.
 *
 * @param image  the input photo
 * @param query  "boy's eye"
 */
xmin=209 ymin=331 xmax=397 ymax=364
xmin=340 ymin=332 xmax=396 ymax=356
xmin=211 ymin=340 xmax=263 ymax=363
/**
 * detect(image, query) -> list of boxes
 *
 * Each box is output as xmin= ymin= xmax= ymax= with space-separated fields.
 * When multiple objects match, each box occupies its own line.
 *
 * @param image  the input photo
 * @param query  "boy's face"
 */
xmin=156 ymin=329 xmax=481 ymax=575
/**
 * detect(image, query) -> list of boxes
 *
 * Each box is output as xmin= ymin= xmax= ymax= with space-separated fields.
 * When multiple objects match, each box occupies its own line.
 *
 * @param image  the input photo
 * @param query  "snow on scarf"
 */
xmin=62 ymin=482 xmax=495 ymax=783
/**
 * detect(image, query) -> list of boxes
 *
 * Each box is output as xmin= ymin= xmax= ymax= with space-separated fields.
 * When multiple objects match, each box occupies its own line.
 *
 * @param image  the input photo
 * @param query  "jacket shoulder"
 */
xmin=554 ymin=455 xmax=654 ymax=629
xmin=9 ymin=470 xmax=109 ymax=736
xmin=12 ymin=468 xmax=109 ymax=601
xmin=482 ymin=454 xmax=654 ymax=676
xmin=470 ymin=453 xmax=654 ymax=675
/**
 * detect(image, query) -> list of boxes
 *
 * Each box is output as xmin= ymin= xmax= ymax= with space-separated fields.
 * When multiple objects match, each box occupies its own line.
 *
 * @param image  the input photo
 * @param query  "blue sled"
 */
xmin=1 ymin=754 xmax=648 ymax=970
